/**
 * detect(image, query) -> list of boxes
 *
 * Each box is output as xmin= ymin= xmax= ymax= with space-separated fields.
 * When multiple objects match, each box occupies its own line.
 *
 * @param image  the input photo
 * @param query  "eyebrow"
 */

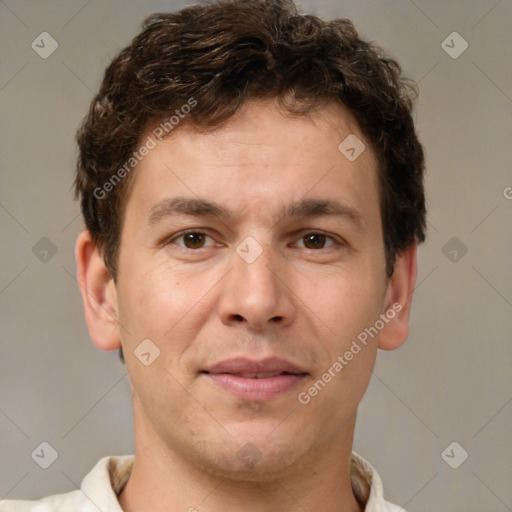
xmin=285 ymin=199 xmax=363 ymax=226
xmin=147 ymin=196 xmax=364 ymax=227
xmin=148 ymin=197 xmax=233 ymax=225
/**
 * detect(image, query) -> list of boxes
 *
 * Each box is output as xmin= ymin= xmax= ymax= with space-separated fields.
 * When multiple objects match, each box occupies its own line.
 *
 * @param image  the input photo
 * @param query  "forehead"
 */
xmin=167 ymin=100 xmax=367 ymax=164
xmin=123 ymin=99 xmax=380 ymax=230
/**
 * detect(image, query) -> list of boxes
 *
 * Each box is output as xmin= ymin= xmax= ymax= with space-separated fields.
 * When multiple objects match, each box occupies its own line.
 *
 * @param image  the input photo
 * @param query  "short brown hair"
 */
xmin=75 ymin=0 xmax=426 ymax=280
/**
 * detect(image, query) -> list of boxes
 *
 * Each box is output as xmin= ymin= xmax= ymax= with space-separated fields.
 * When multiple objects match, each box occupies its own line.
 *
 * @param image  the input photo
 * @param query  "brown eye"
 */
xmin=182 ymin=232 xmax=206 ymax=249
xmin=302 ymin=233 xmax=329 ymax=249
xmin=168 ymin=231 xmax=214 ymax=250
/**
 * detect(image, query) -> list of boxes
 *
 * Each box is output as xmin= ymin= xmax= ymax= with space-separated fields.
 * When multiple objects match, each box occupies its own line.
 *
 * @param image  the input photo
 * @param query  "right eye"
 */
xmin=166 ymin=230 xmax=216 ymax=250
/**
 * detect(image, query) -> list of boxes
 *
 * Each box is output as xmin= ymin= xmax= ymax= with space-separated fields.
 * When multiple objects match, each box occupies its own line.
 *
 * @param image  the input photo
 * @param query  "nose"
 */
xmin=217 ymin=241 xmax=296 ymax=331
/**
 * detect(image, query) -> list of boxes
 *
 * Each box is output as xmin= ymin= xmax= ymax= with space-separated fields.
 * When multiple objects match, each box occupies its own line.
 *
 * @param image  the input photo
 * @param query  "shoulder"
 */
xmin=351 ymin=452 xmax=407 ymax=512
xmin=0 ymin=490 xmax=90 ymax=511
xmin=0 ymin=455 xmax=134 ymax=512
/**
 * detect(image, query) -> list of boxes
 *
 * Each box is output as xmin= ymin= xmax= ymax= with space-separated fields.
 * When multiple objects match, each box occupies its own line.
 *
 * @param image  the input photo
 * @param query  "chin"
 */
xmin=209 ymin=451 xmax=301 ymax=483
xmin=190 ymin=430 xmax=312 ymax=483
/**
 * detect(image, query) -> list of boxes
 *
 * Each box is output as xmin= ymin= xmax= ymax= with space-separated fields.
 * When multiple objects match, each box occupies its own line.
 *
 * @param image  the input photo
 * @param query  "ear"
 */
xmin=378 ymin=242 xmax=418 ymax=351
xmin=75 ymin=229 xmax=121 ymax=351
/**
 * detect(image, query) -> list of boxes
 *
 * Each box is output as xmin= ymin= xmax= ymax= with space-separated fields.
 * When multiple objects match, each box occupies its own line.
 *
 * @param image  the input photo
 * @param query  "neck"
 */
xmin=118 ymin=403 xmax=362 ymax=512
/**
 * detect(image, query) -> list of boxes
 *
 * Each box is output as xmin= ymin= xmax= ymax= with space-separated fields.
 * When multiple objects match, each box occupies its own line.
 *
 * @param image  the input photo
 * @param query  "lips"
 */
xmin=204 ymin=357 xmax=306 ymax=375
xmin=202 ymin=357 xmax=308 ymax=401
xmin=237 ymin=372 xmax=286 ymax=379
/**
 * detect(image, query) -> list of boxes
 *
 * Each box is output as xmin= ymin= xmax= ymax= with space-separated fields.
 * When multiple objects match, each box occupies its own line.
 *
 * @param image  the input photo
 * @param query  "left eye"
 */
xmin=171 ymin=231 xmax=215 ymax=249
xmin=295 ymin=233 xmax=336 ymax=250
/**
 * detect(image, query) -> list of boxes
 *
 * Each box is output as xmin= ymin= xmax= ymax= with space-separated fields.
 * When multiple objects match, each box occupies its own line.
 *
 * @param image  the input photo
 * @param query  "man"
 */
xmin=1 ymin=0 xmax=425 ymax=510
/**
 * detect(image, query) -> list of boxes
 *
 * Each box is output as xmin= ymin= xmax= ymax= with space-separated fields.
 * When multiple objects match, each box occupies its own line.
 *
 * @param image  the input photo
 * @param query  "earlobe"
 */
xmin=378 ymin=243 xmax=418 ymax=351
xmin=75 ymin=230 xmax=121 ymax=351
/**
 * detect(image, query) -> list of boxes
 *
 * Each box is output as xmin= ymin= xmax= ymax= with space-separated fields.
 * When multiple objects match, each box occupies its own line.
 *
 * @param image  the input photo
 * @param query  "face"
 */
xmin=109 ymin=100 xmax=395 ymax=479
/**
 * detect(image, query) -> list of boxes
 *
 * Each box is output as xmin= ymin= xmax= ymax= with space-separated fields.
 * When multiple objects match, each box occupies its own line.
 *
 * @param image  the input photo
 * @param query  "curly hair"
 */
xmin=75 ymin=0 xmax=426 ymax=280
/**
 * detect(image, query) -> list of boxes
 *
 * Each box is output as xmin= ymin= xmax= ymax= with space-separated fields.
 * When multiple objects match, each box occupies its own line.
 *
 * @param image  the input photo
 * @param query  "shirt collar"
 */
xmin=81 ymin=452 xmax=397 ymax=511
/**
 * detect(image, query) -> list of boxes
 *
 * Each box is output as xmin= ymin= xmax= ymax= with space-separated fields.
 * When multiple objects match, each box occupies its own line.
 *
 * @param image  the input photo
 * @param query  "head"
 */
xmin=75 ymin=0 xmax=425 ymax=482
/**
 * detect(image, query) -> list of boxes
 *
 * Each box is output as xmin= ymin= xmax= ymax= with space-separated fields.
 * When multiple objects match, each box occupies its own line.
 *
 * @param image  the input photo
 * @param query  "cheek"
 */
xmin=297 ymin=272 xmax=382 ymax=418
xmin=301 ymin=266 xmax=386 ymax=342
xmin=116 ymin=254 xmax=220 ymax=351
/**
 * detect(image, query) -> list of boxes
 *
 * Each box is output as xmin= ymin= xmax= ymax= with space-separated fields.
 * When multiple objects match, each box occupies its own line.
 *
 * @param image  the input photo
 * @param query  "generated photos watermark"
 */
xmin=93 ymin=96 xmax=197 ymax=200
xmin=298 ymin=302 xmax=402 ymax=405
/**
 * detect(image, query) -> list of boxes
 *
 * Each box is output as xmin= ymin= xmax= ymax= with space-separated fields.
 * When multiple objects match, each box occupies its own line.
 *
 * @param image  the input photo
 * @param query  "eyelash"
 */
xmin=165 ymin=229 xmax=343 ymax=251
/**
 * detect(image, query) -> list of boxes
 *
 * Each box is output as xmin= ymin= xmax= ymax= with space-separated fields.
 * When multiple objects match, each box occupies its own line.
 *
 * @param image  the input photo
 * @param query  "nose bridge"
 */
xmin=234 ymin=236 xmax=280 ymax=301
xmin=218 ymin=235 xmax=294 ymax=329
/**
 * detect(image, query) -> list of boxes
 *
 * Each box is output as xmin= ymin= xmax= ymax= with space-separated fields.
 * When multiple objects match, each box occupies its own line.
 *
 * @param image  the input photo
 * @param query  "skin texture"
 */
xmin=76 ymin=99 xmax=417 ymax=512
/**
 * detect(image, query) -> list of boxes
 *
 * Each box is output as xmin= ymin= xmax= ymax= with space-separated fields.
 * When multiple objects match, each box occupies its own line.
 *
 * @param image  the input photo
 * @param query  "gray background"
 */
xmin=1 ymin=0 xmax=511 ymax=510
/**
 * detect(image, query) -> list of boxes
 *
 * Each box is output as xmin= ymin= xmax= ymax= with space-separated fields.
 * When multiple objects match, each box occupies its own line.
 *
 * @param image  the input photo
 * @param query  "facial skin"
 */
xmin=76 ymin=99 xmax=417 ymax=512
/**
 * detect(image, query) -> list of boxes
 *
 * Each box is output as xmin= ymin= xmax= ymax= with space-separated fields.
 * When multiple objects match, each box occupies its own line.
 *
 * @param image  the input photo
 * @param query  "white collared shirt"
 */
xmin=0 ymin=452 xmax=406 ymax=511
